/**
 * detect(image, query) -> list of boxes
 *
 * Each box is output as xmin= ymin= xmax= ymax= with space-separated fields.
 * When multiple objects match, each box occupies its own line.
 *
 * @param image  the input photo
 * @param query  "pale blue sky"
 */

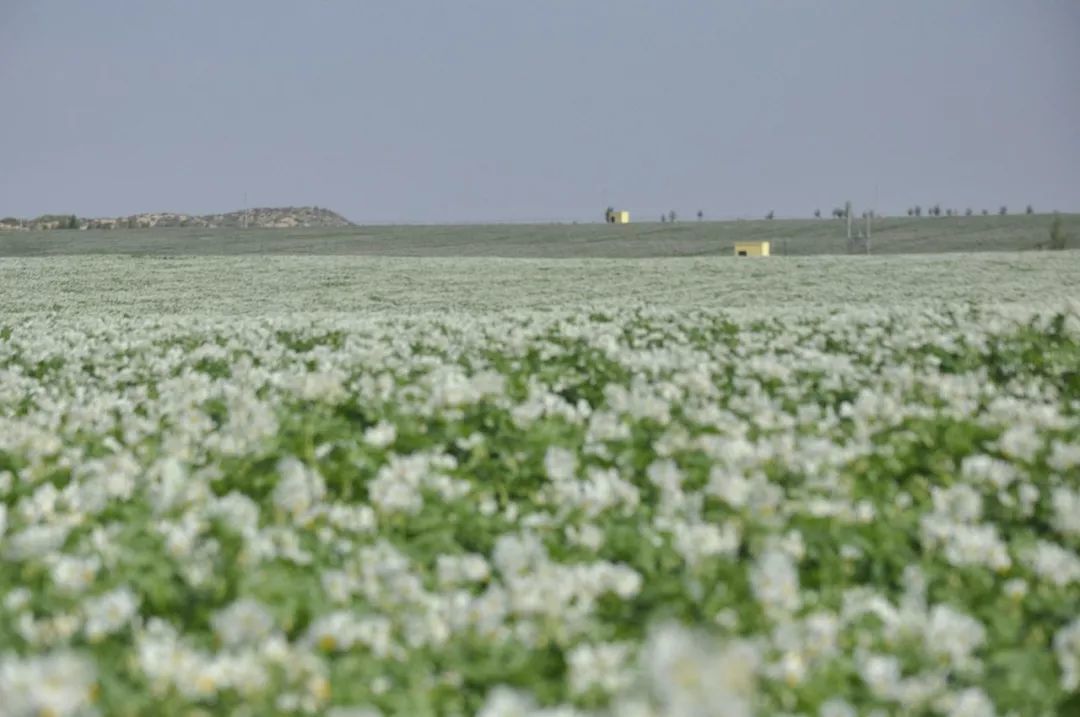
xmin=1 ymin=1 xmax=1077 ymax=223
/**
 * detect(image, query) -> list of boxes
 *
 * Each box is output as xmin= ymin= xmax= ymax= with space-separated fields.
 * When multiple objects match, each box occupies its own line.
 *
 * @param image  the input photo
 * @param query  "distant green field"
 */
xmin=0 ymin=214 xmax=1076 ymax=257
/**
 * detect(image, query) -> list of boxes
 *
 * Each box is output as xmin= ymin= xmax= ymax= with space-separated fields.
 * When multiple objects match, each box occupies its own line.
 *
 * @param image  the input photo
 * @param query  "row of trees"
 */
xmin=807 ymin=204 xmax=1039 ymax=219
xmin=903 ymin=205 xmax=1034 ymax=217
xmin=660 ymin=210 xmax=708 ymax=223
xmin=615 ymin=205 xmax=1047 ymax=224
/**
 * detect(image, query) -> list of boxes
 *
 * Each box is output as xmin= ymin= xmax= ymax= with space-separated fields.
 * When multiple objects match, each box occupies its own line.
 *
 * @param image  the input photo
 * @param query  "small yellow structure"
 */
xmin=607 ymin=210 xmax=630 ymax=224
xmin=734 ymin=241 xmax=770 ymax=257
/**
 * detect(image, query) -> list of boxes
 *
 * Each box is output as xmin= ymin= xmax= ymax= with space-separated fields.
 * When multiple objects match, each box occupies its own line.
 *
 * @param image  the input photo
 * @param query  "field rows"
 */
xmin=1 ymin=254 xmax=1079 ymax=316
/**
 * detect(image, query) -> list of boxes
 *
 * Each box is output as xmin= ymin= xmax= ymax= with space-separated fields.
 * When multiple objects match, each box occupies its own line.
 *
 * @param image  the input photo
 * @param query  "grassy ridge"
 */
xmin=1 ymin=214 xmax=1076 ymax=257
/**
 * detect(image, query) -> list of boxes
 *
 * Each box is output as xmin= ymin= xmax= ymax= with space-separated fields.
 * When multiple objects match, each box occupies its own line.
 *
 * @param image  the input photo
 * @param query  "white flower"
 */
xmin=566 ymin=523 xmax=605 ymax=551
xmin=83 ymin=587 xmax=139 ymax=641
xmin=1053 ymin=616 xmax=1080 ymax=691
xmin=567 ymin=642 xmax=633 ymax=695
xmin=477 ymin=686 xmax=535 ymax=717
xmin=820 ymin=698 xmax=856 ymax=717
xmin=646 ymin=459 xmax=683 ymax=494
xmin=544 ymin=447 xmax=577 ymax=482
xmin=0 ymin=650 xmax=97 ymax=717
xmin=751 ymin=548 xmax=801 ymax=615
xmin=1003 ymin=578 xmax=1027 ymax=601
xmin=641 ymin=622 xmax=759 ymax=717
xmin=363 ymin=421 xmax=397 ymax=449
xmin=706 ymin=468 xmax=753 ymax=509
xmin=925 ymin=604 xmax=985 ymax=667
xmin=272 ymin=457 xmax=326 ymax=521
xmin=673 ymin=521 xmax=740 ymax=568
xmin=493 ymin=532 xmax=547 ymax=578
xmin=960 ymin=455 xmax=1016 ymax=489
xmin=1048 ymin=440 xmax=1080 ymax=472
xmin=997 ymin=424 xmax=1042 ymax=462
xmin=149 ymin=457 xmax=189 ymax=514
xmin=859 ymin=654 xmax=901 ymax=699
xmin=920 ymin=518 xmax=1011 ymax=572
xmin=306 ymin=611 xmax=361 ymax=652
xmin=4 ymin=588 xmax=32 ymax=613
xmin=50 ymin=555 xmax=101 ymax=594
xmin=1026 ymin=540 xmax=1080 ymax=587
xmin=1051 ymin=487 xmax=1080 ymax=537
xmin=932 ymin=484 xmax=983 ymax=523
xmin=938 ymin=687 xmax=996 ymax=717
xmin=211 ymin=599 xmax=275 ymax=647
xmin=4 ymin=524 xmax=70 ymax=561
xmin=436 ymin=553 xmax=491 ymax=586
xmin=366 ymin=454 xmax=427 ymax=516
xmin=289 ymin=370 xmax=346 ymax=403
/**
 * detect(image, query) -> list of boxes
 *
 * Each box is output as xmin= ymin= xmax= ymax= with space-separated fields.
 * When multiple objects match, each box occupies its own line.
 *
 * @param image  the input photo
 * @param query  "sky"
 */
xmin=1 ymin=1 xmax=1077 ymax=224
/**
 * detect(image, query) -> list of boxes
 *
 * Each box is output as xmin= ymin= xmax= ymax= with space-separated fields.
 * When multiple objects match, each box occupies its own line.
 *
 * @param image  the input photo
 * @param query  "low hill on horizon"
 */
xmin=0 ymin=206 xmax=353 ymax=231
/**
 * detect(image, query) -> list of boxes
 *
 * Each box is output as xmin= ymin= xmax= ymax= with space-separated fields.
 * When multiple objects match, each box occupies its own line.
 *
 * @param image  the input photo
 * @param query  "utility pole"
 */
xmin=845 ymin=201 xmax=852 ymax=241
xmin=865 ymin=211 xmax=872 ymax=254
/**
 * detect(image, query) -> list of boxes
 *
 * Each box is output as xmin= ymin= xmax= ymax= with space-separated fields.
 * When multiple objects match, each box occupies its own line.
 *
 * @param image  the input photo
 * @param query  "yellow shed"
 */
xmin=734 ymin=241 xmax=770 ymax=256
xmin=609 ymin=210 xmax=630 ymax=224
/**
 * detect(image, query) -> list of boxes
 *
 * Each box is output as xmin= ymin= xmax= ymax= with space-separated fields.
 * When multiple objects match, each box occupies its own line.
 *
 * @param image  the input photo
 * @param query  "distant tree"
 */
xmin=668 ymin=210 xmax=677 ymax=223
xmin=765 ymin=211 xmax=774 ymax=220
xmin=1049 ymin=214 xmax=1066 ymax=250
xmin=965 ymin=208 xmax=973 ymax=216
xmin=697 ymin=210 xmax=703 ymax=221
xmin=814 ymin=209 xmax=821 ymax=218
xmin=1026 ymin=204 xmax=1034 ymax=215
xmin=660 ymin=215 xmax=666 ymax=223
xmin=832 ymin=207 xmax=845 ymax=219
xmin=930 ymin=204 xmax=941 ymax=217
xmin=946 ymin=208 xmax=954 ymax=217
xmin=914 ymin=205 xmax=922 ymax=217
xmin=907 ymin=208 xmax=913 ymax=217
xmin=604 ymin=207 xmax=614 ymax=223
xmin=982 ymin=209 xmax=989 ymax=216
xmin=999 ymin=205 xmax=1008 ymax=216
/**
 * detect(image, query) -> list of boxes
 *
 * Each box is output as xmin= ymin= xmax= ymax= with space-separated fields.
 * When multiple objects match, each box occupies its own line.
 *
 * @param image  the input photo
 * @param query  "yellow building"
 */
xmin=607 ymin=210 xmax=630 ymax=224
xmin=734 ymin=241 xmax=770 ymax=256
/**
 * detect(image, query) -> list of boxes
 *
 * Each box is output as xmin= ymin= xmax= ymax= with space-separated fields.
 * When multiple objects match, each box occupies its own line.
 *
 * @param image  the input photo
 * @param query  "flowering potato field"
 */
xmin=1 ymin=254 xmax=1079 ymax=716
xmin=3 ymin=253 xmax=1080 ymax=315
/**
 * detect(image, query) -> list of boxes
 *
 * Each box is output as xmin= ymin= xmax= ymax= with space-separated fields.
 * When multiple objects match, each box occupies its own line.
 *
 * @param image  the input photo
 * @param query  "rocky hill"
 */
xmin=0 ymin=206 xmax=353 ymax=231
